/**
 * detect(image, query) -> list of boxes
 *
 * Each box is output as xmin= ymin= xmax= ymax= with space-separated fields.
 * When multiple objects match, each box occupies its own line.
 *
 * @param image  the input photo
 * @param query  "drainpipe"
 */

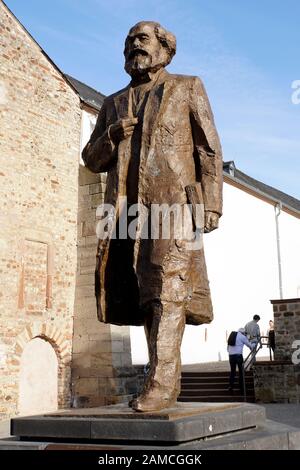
xmin=274 ymin=202 xmax=283 ymax=299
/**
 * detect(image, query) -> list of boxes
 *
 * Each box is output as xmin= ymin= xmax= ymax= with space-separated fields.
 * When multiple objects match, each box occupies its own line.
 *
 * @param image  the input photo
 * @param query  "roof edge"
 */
xmin=223 ymin=172 xmax=300 ymax=218
xmin=2 ymin=0 xmax=80 ymax=100
xmin=65 ymin=74 xmax=105 ymax=112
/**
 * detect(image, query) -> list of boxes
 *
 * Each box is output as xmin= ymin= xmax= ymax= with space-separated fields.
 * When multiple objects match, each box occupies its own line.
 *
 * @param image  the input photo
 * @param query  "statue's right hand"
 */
xmin=109 ymin=117 xmax=138 ymax=144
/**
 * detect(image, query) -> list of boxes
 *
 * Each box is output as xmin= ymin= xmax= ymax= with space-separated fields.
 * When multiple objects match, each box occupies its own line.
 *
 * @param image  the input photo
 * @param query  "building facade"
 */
xmin=0 ymin=1 xmax=81 ymax=418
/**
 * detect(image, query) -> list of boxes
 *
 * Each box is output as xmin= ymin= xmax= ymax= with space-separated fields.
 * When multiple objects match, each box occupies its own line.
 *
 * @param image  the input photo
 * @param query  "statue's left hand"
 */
xmin=204 ymin=211 xmax=220 ymax=233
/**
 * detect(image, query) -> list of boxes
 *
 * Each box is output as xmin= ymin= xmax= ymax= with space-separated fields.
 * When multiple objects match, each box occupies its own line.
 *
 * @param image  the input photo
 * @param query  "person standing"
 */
xmin=228 ymin=328 xmax=253 ymax=394
xmin=267 ymin=320 xmax=275 ymax=357
xmin=245 ymin=315 xmax=261 ymax=364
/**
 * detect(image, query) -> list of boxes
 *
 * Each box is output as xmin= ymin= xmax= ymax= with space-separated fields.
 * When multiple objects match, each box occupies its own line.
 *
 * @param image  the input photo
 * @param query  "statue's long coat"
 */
xmin=82 ymin=70 xmax=223 ymax=326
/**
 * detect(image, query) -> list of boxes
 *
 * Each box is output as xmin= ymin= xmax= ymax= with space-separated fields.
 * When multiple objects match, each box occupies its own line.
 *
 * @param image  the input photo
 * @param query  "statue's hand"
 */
xmin=204 ymin=211 xmax=220 ymax=233
xmin=109 ymin=117 xmax=138 ymax=144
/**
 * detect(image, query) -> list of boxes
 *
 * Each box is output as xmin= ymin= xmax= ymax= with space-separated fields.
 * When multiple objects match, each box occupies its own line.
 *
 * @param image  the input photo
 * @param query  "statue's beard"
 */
xmin=124 ymin=50 xmax=165 ymax=78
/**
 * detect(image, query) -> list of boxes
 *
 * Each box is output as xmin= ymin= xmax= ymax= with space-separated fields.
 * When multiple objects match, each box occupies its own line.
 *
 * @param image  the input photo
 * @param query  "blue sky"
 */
xmin=5 ymin=0 xmax=300 ymax=198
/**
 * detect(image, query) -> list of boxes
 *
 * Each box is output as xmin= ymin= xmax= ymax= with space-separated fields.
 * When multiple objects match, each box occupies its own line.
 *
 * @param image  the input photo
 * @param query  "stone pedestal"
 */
xmin=8 ymin=402 xmax=300 ymax=450
xmin=11 ymin=403 xmax=263 ymax=443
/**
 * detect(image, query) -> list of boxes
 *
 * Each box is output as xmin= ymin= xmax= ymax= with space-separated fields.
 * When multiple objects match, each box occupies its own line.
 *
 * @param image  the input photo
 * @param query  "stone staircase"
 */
xmin=179 ymin=370 xmax=255 ymax=403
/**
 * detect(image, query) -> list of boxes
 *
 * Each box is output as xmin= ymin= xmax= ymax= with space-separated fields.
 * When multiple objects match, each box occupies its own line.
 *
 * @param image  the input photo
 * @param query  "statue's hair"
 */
xmin=127 ymin=21 xmax=176 ymax=65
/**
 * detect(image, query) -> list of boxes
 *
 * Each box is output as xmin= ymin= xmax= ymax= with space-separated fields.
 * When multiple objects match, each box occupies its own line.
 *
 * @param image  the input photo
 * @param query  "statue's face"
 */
xmin=124 ymin=24 xmax=164 ymax=77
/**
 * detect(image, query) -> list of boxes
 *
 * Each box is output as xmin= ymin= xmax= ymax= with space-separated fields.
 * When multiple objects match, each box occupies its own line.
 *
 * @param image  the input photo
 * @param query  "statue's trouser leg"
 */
xmin=131 ymin=300 xmax=185 ymax=412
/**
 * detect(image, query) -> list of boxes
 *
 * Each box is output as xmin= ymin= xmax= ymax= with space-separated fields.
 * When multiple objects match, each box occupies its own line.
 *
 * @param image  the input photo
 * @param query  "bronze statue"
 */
xmin=82 ymin=21 xmax=223 ymax=412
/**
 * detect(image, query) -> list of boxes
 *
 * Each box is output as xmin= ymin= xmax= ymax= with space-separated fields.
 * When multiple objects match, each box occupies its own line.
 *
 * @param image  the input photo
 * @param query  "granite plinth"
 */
xmin=11 ymin=402 xmax=265 ymax=443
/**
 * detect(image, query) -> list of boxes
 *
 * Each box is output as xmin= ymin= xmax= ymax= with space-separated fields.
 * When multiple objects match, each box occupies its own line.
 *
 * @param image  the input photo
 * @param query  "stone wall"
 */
xmin=0 ymin=3 xmax=81 ymax=419
xmin=254 ymin=362 xmax=300 ymax=403
xmin=71 ymin=165 xmax=138 ymax=407
xmin=272 ymin=298 xmax=300 ymax=361
xmin=253 ymin=298 xmax=300 ymax=403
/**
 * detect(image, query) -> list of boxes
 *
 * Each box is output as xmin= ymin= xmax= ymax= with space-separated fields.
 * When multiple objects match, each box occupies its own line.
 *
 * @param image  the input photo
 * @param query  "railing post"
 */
xmin=242 ymin=362 xmax=247 ymax=402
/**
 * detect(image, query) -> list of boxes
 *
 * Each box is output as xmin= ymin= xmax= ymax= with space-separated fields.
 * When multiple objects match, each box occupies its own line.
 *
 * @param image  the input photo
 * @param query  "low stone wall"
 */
xmin=253 ymin=298 xmax=300 ymax=404
xmin=272 ymin=298 xmax=300 ymax=362
xmin=253 ymin=361 xmax=300 ymax=403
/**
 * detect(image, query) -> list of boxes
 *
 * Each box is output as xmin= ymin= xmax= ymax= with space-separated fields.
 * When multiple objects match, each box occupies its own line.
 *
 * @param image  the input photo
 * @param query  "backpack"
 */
xmin=227 ymin=331 xmax=238 ymax=346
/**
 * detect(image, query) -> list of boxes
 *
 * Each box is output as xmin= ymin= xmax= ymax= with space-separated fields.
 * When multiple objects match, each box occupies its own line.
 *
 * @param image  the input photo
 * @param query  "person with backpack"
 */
xmin=227 ymin=328 xmax=253 ymax=394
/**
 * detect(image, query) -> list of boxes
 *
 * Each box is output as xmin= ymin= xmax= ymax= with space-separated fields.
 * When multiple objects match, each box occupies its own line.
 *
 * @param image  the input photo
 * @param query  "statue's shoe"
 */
xmin=130 ymin=391 xmax=176 ymax=412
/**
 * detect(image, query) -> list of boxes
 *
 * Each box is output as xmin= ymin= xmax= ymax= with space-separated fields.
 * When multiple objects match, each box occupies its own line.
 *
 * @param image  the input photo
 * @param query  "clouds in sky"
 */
xmin=6 ymin=0 xmax=300 ymax=198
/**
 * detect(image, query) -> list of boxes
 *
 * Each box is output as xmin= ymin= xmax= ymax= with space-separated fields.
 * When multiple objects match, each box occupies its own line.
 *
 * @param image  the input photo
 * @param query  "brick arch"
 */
xmin=13 ymin=323 xmax=69 ymax=364
xmin=12 ymin=324 xmax=72 ymax=410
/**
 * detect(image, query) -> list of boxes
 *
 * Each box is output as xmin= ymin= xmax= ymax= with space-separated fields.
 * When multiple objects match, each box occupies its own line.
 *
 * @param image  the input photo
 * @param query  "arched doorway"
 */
xmin=18 ymin=337 xmax=58 ymax=415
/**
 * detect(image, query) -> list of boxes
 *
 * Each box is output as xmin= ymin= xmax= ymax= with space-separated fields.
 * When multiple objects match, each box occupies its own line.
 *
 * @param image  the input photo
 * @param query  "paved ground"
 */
xmin=262 ymin=404 xmax=300 ymax=429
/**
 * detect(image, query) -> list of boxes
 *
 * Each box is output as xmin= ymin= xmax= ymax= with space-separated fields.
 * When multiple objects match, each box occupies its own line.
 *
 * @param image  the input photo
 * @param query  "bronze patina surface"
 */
xmin=47 ymin=403 xmax=238 ymax=420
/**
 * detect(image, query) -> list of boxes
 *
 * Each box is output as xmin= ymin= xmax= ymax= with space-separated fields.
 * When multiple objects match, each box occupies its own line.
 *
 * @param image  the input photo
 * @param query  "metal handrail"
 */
xmin=243 ymin=336 xmax=271 ymax=371
xmin=241 ymin=336 xmax=272 ymax=401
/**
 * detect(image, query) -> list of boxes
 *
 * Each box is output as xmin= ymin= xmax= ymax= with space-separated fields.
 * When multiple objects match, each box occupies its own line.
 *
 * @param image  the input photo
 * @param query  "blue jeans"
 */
xmin=229 ymin=354 xmax=244 ymax=393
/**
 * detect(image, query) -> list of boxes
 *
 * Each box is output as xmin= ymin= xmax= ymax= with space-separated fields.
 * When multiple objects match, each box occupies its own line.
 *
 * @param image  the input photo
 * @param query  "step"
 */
xmin=181 ymin=380 xmax=253 ymax=385
xmin=180 ymin=389 xmax=254 ymax=397
xmin=181 ymin=378 xmax=253 ymax=383
xmin=181 ymin=376 xmax=253 ymax=382
xmin=181 ymin=370 xmax=253 ymax=379
xmin=181 ymin=380 xmax=254 ymax=387
xmin=178 ymin=396 xmax=255 ymax=403
xmin=182 ymin=374 xmax=253 ymax=378
xmin=181 ymin=385 xmax=254 ymax=391
xmin=181 ymin=371 xmax=253 ymax=377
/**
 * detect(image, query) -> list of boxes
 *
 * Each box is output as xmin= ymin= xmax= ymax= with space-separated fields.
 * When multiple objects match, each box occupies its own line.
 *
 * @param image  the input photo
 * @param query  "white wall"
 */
xmin=80 ymin=109 xmax=97 ymax=164
xmin=279 ymin=210 xmax=300 ymax=298
xmin=130 ymin=182 xmax=300 ymax=365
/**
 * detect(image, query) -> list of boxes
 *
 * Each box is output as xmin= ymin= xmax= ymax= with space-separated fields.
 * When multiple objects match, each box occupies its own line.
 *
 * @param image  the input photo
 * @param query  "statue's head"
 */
xmin=124 ymin=21 xmax=176 ymax=78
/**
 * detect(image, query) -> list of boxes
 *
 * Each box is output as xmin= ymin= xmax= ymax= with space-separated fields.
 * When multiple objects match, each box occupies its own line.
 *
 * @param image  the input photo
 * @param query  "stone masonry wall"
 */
xmin=253 ymin=299 xmax=300 ymax=403
xmin=71 ymin=165 xmax=137 ymax=408
xmin=254 ymin=362 xmax=300 ymax=403
xmin=0 ymin=3 xmax=81 ymax=419
xmin=272 ymin=298 xmax=300 ymax=361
